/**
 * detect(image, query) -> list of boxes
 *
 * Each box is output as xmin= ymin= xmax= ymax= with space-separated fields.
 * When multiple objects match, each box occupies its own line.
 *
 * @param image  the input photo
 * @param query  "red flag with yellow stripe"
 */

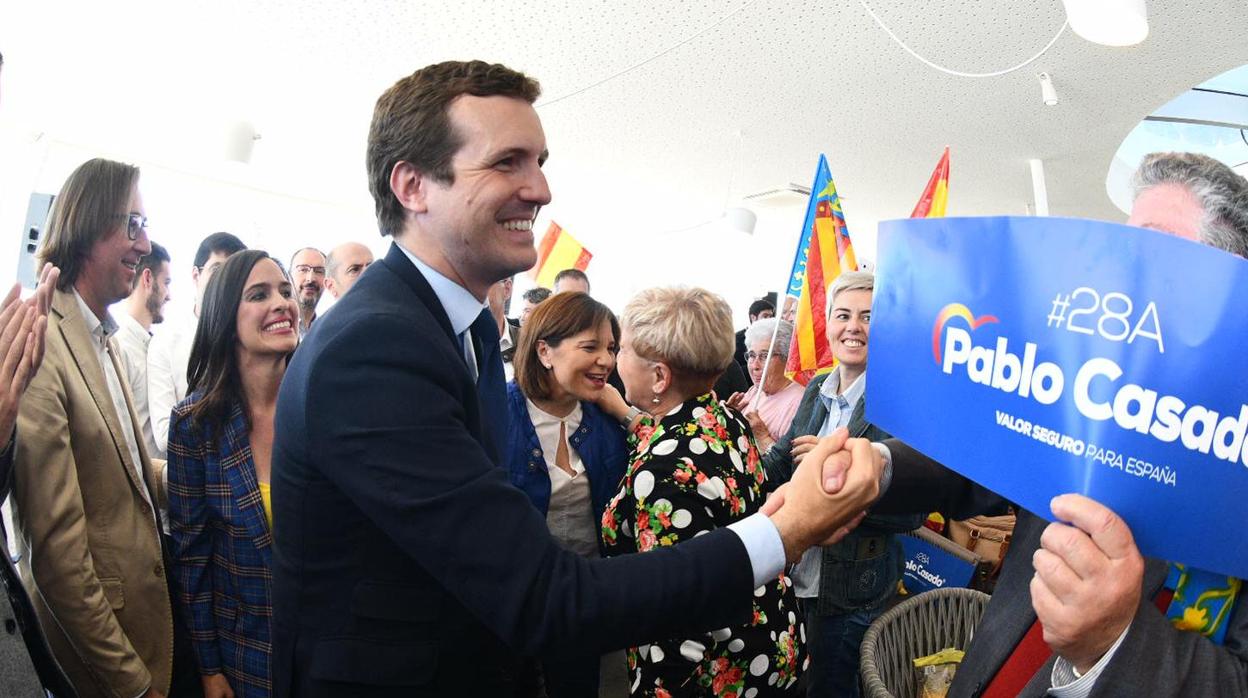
xmin=530 ymin=222 xmax=592 ymax=288
xmin=910 ymin=147 xmax=950 ymax=218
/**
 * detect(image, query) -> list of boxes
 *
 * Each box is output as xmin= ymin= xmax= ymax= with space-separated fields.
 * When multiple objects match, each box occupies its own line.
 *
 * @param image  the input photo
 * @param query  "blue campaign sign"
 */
xmin=867 ymin=216 xmax=1248 ymax=579
xmin=900 ymin=533 xmax=977 ymax=594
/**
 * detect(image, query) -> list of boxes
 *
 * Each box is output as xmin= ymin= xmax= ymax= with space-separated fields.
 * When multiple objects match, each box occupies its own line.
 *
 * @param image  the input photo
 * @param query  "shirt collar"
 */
xmin=500 ymin=329 xmax=514 ymax=352
xmin=819 ymin=368 xmax=867 ymax=406
xmin=115 ymin=311 xmax=152 ymax=343
xmin=526 ymin=398 xmax=582 ymax=428
xmin=73 ymin=289 xmax=118 ymax=346
xmin=395 ymin=244 xmax=488 ymax=337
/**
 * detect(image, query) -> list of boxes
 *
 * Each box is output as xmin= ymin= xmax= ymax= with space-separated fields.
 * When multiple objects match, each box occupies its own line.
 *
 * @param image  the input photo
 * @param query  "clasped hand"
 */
xmin=762 ymin=432 xmax=1145 ymax=675
xmin=760 ymin=428 xmax=879 ymax=563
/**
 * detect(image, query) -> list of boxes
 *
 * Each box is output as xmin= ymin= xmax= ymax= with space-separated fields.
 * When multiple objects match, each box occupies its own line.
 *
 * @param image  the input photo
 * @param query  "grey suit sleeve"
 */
xmin=1088 ymin=593 xmax=1248 ymax=697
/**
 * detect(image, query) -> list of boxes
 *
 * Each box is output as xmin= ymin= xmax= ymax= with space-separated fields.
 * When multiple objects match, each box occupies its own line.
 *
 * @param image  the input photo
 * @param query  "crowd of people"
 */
xmin=0 ymin=52 xmax=1246 ymax=698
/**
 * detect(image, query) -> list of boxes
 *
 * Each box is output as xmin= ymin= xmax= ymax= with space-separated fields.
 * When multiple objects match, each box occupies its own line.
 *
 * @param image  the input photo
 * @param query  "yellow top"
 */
xmin=258 ymin=481 xmax=273 ymax=529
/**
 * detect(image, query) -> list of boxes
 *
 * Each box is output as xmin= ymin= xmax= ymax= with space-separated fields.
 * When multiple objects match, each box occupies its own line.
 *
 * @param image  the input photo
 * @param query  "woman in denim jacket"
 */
xmin=502 ymin=291 xmax=631 ymax=697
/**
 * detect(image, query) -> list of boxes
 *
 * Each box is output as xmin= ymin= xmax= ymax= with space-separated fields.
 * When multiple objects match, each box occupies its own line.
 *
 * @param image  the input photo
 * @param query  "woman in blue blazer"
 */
xmin=504 ymin=291 xmax=631 ymax=697
xmin=168 ymin=250 xmax=299 ymax=698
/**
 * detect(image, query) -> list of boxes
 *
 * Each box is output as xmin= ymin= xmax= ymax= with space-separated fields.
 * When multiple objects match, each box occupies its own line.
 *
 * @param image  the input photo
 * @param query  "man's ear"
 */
xmin=324 ymin=277 xmax=338 ymax=299
xmin=141 ymin=268 xmax=154 ymax=290
xmin=390 ymin=161 xmax=431 ymax=215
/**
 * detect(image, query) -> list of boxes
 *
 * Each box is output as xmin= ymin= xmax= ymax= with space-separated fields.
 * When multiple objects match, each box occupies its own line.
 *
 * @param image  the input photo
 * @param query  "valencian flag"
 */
xmin=783 ymin=155 xmax=858 ymax=385
xmin=910 ymin=147 xmax=950 ymax=218
xmin=530 ymin=221 xmax=592 ymax=288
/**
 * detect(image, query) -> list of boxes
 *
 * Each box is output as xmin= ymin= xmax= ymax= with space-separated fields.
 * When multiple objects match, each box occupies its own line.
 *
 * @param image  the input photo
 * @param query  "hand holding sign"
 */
xmin=1030 ymin=494 xmax=1144 ymax=674
xmin=868 ymin=216 xmax=1248 ymax=577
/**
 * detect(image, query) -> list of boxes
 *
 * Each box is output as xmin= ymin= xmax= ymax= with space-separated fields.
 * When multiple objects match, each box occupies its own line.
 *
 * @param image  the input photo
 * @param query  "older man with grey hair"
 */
xmin=1128 ymin=151 xmax=1248 ymax=257
xmin=826 ymin=152 xmax=1248 ymax=697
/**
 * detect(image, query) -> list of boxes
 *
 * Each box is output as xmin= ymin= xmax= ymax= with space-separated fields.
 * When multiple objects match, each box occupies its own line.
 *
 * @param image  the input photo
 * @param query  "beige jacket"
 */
xmin=11 ymin=289 xmax=173 ymax=698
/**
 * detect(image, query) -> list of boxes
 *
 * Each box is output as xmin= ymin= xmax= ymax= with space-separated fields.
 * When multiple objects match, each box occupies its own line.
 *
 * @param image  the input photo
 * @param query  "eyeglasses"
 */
xmin=745 ymin=351 xmax=777 ymax=362
xmin=293 ymin=265 xmax=327 ymax=276
xmin=112 ymin=213 xmax=148 ymax=241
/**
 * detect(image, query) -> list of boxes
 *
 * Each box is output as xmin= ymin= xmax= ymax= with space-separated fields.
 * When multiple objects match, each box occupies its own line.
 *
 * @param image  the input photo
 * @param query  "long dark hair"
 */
xmin=186 ymin=249 xmax=291 ymax=433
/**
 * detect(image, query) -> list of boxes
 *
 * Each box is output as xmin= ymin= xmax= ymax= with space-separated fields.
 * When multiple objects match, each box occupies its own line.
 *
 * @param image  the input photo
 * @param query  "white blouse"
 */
xmin=525 ymin=399 xmax=600 ymax=558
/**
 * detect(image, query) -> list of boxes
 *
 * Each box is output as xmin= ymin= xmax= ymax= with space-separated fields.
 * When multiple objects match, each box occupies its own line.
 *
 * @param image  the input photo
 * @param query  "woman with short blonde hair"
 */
xmin=598 ymin=286 xmax=806 ymax=696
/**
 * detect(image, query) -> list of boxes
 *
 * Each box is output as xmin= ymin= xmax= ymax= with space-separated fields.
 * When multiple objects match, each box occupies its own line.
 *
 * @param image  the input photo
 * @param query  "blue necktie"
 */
xmin=468 ymin=309 xmax=507 ymax=463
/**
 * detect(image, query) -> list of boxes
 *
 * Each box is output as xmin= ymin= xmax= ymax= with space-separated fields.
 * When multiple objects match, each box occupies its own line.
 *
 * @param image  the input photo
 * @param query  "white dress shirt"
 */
xmin=146 ymin=315 xmax=195 ymax=458
xmin=394 ymin=243 xmax=786 ymax=587
xmin=500 ymin=330 xmax=516 ymax=383
xmin=73 ymin=291 xmax=154 ymax=518
xmin=114 ymin=311 xmax=161 ymax=459
xmin=526 ymin=399 xmax=599 ymax=558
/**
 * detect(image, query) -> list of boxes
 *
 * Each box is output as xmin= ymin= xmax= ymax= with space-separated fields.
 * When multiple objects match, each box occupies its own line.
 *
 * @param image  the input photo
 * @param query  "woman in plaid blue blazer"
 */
xmin=168 ymin=250 xmax=299 ymax=698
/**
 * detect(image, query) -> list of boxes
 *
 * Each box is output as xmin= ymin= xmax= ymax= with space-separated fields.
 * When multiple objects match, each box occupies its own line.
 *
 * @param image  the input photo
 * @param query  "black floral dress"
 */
xmin=601 ymin=393 xmax=807 ymax=697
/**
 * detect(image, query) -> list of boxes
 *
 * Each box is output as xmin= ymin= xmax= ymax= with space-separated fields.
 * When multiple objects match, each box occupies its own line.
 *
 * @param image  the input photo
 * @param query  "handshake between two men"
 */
xmin=758 ymin=428 xmax=880 ymax=564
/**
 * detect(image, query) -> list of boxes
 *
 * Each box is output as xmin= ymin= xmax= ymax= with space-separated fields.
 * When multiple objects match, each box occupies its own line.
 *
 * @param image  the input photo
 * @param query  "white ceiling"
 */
xmin=2 ymin=0 xmax=1247 ymax=313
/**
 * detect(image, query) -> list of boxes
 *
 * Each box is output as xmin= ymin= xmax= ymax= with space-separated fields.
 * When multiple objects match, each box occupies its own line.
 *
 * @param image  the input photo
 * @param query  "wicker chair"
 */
xmin=859 ymin=586 xmax=991 ymax=698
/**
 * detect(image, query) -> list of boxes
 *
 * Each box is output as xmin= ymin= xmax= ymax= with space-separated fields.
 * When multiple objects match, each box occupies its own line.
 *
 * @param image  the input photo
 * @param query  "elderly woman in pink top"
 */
xmin=727 ymin=317 xmax=805 ymax=454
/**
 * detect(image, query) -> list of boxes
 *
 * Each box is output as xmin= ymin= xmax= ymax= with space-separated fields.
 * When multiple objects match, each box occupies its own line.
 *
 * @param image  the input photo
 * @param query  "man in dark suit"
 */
xmin=270 ymin=60 xmax=881 ymax=697
xmin=823 ymin=152 xmax=1248 ymax=697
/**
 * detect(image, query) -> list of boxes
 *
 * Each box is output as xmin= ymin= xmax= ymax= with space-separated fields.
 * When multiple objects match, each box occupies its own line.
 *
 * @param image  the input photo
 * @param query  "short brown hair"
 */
xmin=40 ymin=158 xmax=139 ymax=291
xmin=366 ymin=60 xmax=541 ymax=237
xmin=514 ymin=292 xmax=618 ymax=400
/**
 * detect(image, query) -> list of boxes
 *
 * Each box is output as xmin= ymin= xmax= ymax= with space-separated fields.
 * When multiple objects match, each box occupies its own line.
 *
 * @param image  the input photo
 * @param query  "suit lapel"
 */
xmin=220 ymin=402 xmax=273 ymax=565
xmin=952 ymin=511 xmax=1047 ymax=695
xmin=104 ymin=336 xmax=162 ymax=505
xmin=378 ymin=243 xmax=458 ymax=350
xmin=804 ymin=375 xmax=831 ymax=434
xmin=379 ymin=244 xmax=502 ymax=462
xmin=54 ymin=290 xmax=154 ymax=509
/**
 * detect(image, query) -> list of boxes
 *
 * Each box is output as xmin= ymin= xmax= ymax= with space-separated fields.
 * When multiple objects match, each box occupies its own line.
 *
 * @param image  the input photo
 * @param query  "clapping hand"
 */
xmin=0 ymin=264 xmax=58 ymax=440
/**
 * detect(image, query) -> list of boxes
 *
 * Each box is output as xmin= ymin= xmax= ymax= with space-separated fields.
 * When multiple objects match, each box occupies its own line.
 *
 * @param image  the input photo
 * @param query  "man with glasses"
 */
xmin=13 ymin=158 xmax=195 ymax=698
xmin=290 ymin=247 xmax=327 ymax=336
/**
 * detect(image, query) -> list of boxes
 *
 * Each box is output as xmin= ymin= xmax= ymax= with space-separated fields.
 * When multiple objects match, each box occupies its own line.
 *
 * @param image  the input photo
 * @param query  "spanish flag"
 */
xmin=530 ymin=221 xmax=592 ymax=288
xmin=910 ymin=147 xmax=950 ymax=218
xmin=784 ymin=155 xmax=858 ymax=386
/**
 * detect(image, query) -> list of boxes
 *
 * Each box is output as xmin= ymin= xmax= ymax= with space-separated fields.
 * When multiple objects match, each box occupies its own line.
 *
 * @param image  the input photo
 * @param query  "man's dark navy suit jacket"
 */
xmin=271 ymin=243 xmax=758 ymax=696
